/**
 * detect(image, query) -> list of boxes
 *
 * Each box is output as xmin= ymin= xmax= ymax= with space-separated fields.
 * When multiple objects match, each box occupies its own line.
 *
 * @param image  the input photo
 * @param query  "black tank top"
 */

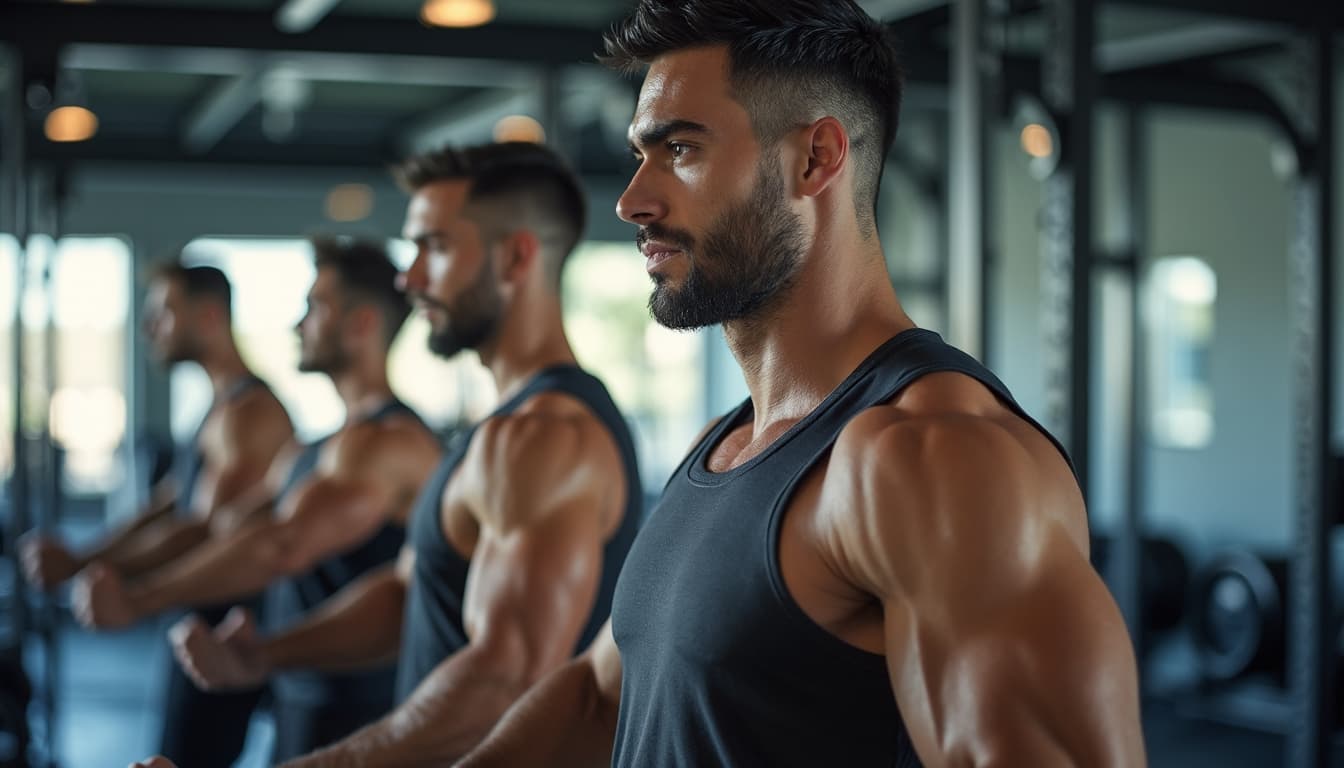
xmin=267 ymin=398 xmax=425 ymax=707
xmin=610 ymin=329 xmax=1070 ymax=768
xmin=175 ymin=374 xmax=268 ymax=515
xmin=395 ymin=365 xmax=642 ymax=702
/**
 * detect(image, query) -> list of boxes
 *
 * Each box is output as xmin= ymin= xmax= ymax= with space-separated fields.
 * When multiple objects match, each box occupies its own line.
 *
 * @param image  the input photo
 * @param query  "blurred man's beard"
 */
xmin=424 ymin=261 xmax=503 ymax=359
xmin=298 ymin=336 xmax=347 ymax=374
xmin=646 ymin=156 xmax=805 ymax=331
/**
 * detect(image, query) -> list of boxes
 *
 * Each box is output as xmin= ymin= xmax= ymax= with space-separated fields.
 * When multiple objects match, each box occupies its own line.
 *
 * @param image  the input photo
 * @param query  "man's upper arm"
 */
xmin=461 ymin=412 xmax=620 ymax=687
xmin=199 ymin=397 xmax=293 ymax=518
xmin=831 ymin=415 xmax=1143 ymax=767
xmin=264 ymin=423 xmax=438 ymax=575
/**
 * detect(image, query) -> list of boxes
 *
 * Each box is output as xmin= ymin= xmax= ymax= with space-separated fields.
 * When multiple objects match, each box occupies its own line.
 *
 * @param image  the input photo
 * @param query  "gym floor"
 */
xmin=24 ymin=618 xmax=275 ymax=768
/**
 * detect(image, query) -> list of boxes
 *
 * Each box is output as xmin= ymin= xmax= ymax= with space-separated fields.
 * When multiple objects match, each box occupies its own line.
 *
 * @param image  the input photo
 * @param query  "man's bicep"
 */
xmin=465 ymin=502 xmax=607 ymax=684
xmin=273 ymin=477 xmax=392 ymax=571
xmin=883 ymin=542 xmax=1142 ymax=767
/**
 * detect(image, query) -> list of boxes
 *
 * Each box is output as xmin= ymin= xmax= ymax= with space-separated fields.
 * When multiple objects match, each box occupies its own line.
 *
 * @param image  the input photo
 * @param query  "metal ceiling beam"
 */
xmin=181 ymin=68 xmax=265 ymax=154
xmin=275 ymin=0 xmax=343 ymax=34
xmin=0 ymin=4 xmax=606 ymax=66
xmin=400 ymin=87 xmax=537 ymax=155
xmin=1106 ymin=0 xmax=1338 ymax=29
xmin=27 ymin=134 xmax=397 ymax=169
xmin=1096 ymin=19 xmax=1290 ymax=72
xmin=65 ymin=45 xmax=537 ymax=90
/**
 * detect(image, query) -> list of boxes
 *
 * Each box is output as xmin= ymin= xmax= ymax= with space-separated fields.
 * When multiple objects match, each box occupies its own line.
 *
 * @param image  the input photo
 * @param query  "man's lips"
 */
xmin=641 ymin=242 xmax=684 ymax=272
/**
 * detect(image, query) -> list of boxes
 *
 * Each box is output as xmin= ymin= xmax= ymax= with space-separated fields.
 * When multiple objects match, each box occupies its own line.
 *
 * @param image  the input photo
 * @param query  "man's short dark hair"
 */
xmin=151 ymin=262 xmax=233 ymax=319
xmin=393 ymin=142 xmax=587 ymax=288
xmin=600 ymin=0 xmax=903 ymax=235
xmin=309 ymin=236 xmax=411 ymax=347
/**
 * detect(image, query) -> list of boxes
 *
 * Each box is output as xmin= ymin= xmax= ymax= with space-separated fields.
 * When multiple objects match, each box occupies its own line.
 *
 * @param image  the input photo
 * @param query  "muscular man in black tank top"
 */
xmin=71 ymin=238 xmax=442 ymax=760
xmin=459 ymin=3 xmax=1145 ymax=767
xmin=20 ymin=263 xmax=294 ymax=768
xmin=160 ymin=142 xmax=641 ymax=768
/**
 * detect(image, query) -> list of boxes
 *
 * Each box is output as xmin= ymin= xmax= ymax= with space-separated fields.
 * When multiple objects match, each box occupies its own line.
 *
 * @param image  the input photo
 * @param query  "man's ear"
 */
xmin=345 ymin=304 xmax=380 ymax=343
xmin=795 ymin=116 xmax=849 ymax=199
xmin=498 ymin=229 xmax=541 ymax=285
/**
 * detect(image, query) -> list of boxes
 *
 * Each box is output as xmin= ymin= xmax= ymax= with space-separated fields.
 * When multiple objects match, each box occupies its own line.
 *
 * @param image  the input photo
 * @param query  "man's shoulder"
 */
xmin=472 ymin=401 xmax=611 ymax=471
xmin=220 ymin=381 xmax=288 ymax=425
xmin=825 ymin=372 xmax=1076 ymax=529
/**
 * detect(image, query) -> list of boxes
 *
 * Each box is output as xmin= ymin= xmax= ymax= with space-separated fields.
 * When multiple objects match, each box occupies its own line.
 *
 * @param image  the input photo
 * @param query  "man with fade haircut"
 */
xmin=457 ymin=2 xmax=1145 ymax=767
xmin=72 ymin=237 xmax=443 ymax=761
xmin=20 ymin=261 xmax=295 ymax=768
xmin=162 ymin=141 xmax=643 ymax=767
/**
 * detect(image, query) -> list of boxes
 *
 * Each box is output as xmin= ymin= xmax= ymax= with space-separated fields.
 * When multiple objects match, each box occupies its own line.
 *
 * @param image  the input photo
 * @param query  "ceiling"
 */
xmin=0 ymin=0 xmax=1336 ymax=174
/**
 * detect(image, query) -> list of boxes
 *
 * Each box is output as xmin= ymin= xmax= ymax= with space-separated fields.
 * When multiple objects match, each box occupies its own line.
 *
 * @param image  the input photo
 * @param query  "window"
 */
xmin=177 ymin=238 xmax=494 ymax=444
xmin=51 ymin=237 xmax=132 ymax=493
xmin=4 ymin=236 xmax=133 ymax=494
xmin=563 ymin=242 xmax=706 ymax=491
xmin=0 ymin=235 xmax=15 ymax=481
xmin=1145 ymin=256 xmax=1216 ymax=449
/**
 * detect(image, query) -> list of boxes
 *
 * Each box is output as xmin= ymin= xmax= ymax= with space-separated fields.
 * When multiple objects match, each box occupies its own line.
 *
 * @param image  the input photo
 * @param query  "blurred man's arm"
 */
xmin=284 ymin=410 xmax=624 ymax=767
xmin=171 ymin=547 xmax=414 ymax=692
xmin=455 ymin=621 xmax=623 ymax=768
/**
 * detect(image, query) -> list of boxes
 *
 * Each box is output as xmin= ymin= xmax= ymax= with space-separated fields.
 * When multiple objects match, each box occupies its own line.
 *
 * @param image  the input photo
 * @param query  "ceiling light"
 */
xmin=493 ymin=115 xmax=546 ymax=144
xmin=325 ymin=184 xmax=375 ymax=222
xmin=421 ymin=0 xmax=495 ymax=28
xmin=45 ymin=106 xmax=99 ymax=143
xmin=1011 ymin=95 xmax=1060 ymax=181
xmin=1019 ymin=124 xmax=1053 ymax=159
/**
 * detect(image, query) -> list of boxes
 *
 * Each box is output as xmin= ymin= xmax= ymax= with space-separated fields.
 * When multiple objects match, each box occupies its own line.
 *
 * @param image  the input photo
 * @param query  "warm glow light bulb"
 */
xmin=1020 ymin=123 xmax=1053 ymax=159
xmin=493 ymin=115 xmax=546 ymax=144
xmin=421 ymin=0 xmax=495 ymax=28
xmin=45 ymin=106 xmax=99 ymax=143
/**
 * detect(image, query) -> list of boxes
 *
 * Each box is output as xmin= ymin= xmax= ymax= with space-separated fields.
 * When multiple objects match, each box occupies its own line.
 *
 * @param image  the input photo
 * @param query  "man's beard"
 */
xmin=642 ymin=156 xmax=805 ymax=331
xmin=297 ymin=333 xmax=347 ymax=374
xmin=421 ymin=259 xmax=503 ymax=359
xmin=158 ymin=336 xmax=201 ymax=366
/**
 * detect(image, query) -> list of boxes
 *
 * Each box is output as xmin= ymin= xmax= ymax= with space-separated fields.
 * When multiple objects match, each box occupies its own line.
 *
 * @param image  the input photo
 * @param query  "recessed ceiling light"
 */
xmin=421 ymin=0 xmax=495 ymax=28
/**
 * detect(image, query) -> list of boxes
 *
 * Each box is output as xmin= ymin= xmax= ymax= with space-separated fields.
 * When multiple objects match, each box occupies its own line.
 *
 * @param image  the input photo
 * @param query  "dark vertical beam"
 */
xmin=1039 ymin=0 xmax=1096 ymax=497
xmin=1285 ymin=26 xmax=1335 ymax=768
xmin=948 ymin=0 xmax=989 ymax=359
xmin=4 ymin=46 xmax=32 ymax=643
xmin=1115 ymin=107 xmax=1148 ymax=654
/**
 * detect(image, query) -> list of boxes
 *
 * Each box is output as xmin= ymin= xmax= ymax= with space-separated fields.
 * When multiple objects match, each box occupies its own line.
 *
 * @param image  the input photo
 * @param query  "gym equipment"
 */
xmin=1090 ymin=534 xmax=1191 ymax=637
xmin=1189 ymin=551 xmax=1288 ymax=683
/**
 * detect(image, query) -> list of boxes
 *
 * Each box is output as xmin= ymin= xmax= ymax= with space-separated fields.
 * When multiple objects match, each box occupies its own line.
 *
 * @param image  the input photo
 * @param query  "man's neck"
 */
xmin=479 ymin=298 xmax=578 ymax=403
xmin=332 ymin=362 xmax=396 ymax=424
xmin=198 ymin=344 xmax=253 ymax=399
xmin=723 ymin=238 xmax=912 ymax=435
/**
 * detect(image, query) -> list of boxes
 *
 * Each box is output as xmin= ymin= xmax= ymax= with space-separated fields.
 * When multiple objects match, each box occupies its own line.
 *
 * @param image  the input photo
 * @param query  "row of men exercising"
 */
xmin=21 ymin=143 xmax=643 ymax=767
xmin=28 ymin=1 xmax=1147 ymax=763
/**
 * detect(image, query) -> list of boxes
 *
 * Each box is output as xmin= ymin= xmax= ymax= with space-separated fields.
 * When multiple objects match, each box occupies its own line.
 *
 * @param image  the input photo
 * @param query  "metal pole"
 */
xmin=5 ymin=45 xmax=32 ymax=645
xmin=947 ymin=0 xmax=988 ymax=360
xmin=1116 ymin=107 xmax=1148 ymax=655
xmin=1039 ymin=0 xmax=1096 ymax=499
xmin=1285 ymin=27 xmax=1335 ymax=768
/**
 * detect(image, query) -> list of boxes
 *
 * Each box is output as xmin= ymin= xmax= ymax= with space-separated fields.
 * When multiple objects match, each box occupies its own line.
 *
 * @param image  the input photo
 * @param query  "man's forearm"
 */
xmin=128 ymin=522 xmax=288 ymax=616
xmin=103 ymin=518 xmax=210 ymax=579
xmin=261 ymin=565 xmax=406 ymax=674
xmin=279 ymin=642 xmax=526 ymax=768
xmin=456 ymin=657 xmax=617 ymax=768
xmin=78 ymin=502 xmax=176 ymax=571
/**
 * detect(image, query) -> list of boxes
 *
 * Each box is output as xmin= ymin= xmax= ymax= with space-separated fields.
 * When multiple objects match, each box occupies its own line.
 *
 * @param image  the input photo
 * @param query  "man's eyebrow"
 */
xmin=628 ymin=119 xmax=711 ymax=153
